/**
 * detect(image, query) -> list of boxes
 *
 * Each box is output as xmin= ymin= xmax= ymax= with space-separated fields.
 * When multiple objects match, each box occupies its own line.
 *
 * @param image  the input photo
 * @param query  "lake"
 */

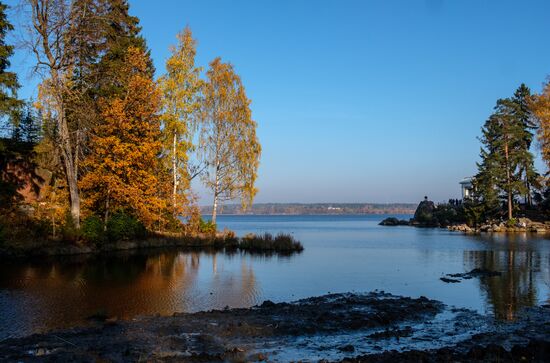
xmin=1 ymin=214 xmax=550 ymax=340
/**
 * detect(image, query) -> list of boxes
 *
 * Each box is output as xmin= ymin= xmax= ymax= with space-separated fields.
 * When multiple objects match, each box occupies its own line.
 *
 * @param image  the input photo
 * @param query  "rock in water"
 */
xmin=379 ymin=217 xmax=409 ymax=226
xmin=412 ymin=196 xmax=437 ymax=226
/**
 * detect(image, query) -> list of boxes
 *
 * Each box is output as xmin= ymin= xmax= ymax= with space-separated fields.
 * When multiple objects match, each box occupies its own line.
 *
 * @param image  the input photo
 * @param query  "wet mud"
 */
xmin=440 ymin=268 xmax=502 ymax=283
xmin=1 ymin=292 xmax=549 ymax=362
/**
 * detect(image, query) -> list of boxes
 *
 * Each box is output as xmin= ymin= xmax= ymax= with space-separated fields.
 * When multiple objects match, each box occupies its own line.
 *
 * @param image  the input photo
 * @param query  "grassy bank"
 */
xmin=0 ymin=231 xmax=303 ymax=258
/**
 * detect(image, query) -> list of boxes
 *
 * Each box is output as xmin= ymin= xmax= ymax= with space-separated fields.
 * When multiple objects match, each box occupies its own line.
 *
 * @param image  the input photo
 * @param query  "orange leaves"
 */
xmin=80 ymin=47 xmax=166 ymax=229
xmin=532 ymin=80 xmax=550 ymax=173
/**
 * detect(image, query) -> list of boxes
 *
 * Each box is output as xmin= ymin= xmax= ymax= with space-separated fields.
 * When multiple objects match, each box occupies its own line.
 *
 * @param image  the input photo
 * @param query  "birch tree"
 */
xmin=158 ymin=27 xmax=202 ymax=214
xmin=200 ymin=58 xmax=261 ymax=224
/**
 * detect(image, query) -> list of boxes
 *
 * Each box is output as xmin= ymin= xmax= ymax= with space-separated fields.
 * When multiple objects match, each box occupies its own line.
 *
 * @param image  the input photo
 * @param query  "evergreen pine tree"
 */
xmin=510 ymin=84 xmax=539 ymax=205
xmin=0 ymin=1 xmax=22 ymax=132
xmin=18 ymin=104 xmax=41 ymax=143
xmin=93 ymin=0 xmax=153 ymax=99
xmin=476 ymin=96 xmax=535 ymax=220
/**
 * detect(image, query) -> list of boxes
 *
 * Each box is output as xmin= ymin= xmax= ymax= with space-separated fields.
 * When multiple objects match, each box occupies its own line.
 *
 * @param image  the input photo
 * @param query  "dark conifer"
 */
xmin=0 ymin=1 xmax=22 ymax=131
xmin=476 ymin=89 xmax=539 ymax=220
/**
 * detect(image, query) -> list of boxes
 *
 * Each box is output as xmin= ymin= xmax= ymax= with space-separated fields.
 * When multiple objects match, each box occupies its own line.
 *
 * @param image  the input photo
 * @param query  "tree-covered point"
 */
xmin=0 ymin=0 xmax=261 ymax=247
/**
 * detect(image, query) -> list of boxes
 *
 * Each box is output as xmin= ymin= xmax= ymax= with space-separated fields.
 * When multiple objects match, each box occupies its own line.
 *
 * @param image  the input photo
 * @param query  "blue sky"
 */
xmin=6 ymin=0 xmax=550 ymax=204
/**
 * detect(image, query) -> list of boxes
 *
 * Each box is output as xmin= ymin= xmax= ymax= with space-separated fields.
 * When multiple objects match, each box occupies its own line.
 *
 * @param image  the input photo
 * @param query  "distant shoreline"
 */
xmin=203 ymin=212 xmax=415 ymax=216
xmin=200 ymin=203 xmax=417 ymax=216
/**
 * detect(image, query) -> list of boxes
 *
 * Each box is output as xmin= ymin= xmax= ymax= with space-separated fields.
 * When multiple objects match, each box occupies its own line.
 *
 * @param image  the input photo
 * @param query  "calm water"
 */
xmin=1 ymin=214 xmax=550 ymax=340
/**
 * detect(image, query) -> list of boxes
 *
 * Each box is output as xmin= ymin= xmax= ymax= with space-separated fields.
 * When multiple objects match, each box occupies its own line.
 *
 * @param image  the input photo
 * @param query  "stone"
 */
xmin=379 ymin=217 xmax=409 ymax=226
xmin=412 ymin=197 xmax=437 ymax=226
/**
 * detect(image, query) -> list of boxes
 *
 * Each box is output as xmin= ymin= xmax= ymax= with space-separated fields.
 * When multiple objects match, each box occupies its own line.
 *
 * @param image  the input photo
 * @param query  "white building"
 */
xmin=460 ymin=177 xmax=474 ymax=200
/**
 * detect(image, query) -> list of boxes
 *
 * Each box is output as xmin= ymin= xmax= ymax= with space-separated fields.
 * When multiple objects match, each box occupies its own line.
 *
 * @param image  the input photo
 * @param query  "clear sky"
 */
xmin=6 ymin=0 xmax=550 ymax=204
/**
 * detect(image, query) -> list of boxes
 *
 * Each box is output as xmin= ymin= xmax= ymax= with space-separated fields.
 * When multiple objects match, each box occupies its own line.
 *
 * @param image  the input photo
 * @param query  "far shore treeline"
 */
xmin=0 ymin=0 xmax=260 ymax=245
xmin=200 ymin=203 xmax=418 ymax=215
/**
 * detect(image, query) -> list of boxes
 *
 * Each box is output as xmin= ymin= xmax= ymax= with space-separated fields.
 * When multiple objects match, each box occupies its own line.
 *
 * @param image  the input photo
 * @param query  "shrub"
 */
xmin=32 ymin=218 xmax=51 ymax=238
xmin=106 ymin=211 xmax=147 ymax=241
xmin=0 ymin=221 xmax=5 ymax=246
xmin=162 ymin=213 xmax=185 ymax=233
xmin=82 ymin=215 xmax=105 ymax=244
xmin=221 ymin=229 xmax=239 ymax=249
xmin=506 ymin=218 xmax=517 ymax=228
xmin=240 ymin=232 xmax=303 ymax=252
xmin=199 ymin=218 xmax=216 ymax=234
xmin=60 ymin=213 xmax=80 ymax=242
xmin=432 ymin=203 xmax=466 ymax=227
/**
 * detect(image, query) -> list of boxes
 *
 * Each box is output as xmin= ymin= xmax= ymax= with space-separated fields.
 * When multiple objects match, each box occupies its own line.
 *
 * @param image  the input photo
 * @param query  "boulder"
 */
xmin=448 ymin=224 xmax=473 ymax=233
xmin=479 ymin=224 xmax=492 ymax=232
xmin=518 ymin=218 xmax=532 ymax=227
xmin=529 ymin=222 xmax=547 ymax=233
xmin=379 ymin=217 xmax=409 ymax=226
xmin=411 ymin=197 xmax=438 ymax=226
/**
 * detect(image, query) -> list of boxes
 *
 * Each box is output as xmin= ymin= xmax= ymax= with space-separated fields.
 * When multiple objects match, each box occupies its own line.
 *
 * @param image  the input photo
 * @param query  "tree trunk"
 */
xmin=505 ymin=142 xmax=513 ymax=220
xmin=67 ymin=166 xmax=81 ymax=229
xmin=507 ymin=190 xmax=513 ymax=220
xmin=172 ymin=131 xmax=177 ymax=210
xmin=58 ymin=111 xmax=81 ymax=229
xmin=212 ymin=192 xmax=219 ymax=225
xmin=211 ymin=172 xmax=220 ymax=225
xmin=31 ymin=0 xmax=82 ymax=229
xmin=526 ymin=180 xmax=532 ymax=207
xmin=104 ymin=191 xmax=110 ymax=231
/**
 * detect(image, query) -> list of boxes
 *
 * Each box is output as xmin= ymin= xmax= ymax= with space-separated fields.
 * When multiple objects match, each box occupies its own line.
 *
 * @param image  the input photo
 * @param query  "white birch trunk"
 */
xmin=172 ymin=131 xmax=178 ymax=210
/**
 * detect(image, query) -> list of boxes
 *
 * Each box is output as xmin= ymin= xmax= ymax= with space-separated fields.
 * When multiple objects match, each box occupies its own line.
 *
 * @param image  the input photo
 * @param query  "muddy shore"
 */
xmin=1 ymin=292 xmax=550 ymax=362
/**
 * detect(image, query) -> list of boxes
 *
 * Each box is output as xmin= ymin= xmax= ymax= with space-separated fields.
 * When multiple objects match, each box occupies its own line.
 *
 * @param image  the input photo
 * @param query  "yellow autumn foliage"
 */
xmin=532 ymin=79 xmax=550 ymax=175
xmin=80 ymin=47 xmax=167 ymax=229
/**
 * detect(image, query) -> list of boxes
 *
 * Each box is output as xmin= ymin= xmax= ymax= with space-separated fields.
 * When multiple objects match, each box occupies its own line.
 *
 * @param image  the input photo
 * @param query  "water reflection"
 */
xmin=0 ymin=249 xmax=278 ymax=339
xmin=464 ymin=234 xmax=548 ymax=320
xmin=2 ymin=215 xmax=550 ymax=341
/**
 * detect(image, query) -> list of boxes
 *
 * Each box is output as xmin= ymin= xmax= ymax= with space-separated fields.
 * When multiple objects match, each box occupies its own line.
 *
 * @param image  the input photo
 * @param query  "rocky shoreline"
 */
xmin=380 ymin=216 xmax=550 ymax=235
xmin=1 ymin=292 xmax=549 ymax=362
xmin=380 ymin=197 xmax=550 ymax=235
xmin=447 ymin=218 xmax=550 ymax=234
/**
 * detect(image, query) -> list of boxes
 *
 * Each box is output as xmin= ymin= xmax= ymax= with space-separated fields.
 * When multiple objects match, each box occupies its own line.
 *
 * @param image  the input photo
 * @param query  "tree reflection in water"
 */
xmin=465 ymin=233 xmax=548 ymax=320
xmin=0 ymin=248 xmax=284 ymax=339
